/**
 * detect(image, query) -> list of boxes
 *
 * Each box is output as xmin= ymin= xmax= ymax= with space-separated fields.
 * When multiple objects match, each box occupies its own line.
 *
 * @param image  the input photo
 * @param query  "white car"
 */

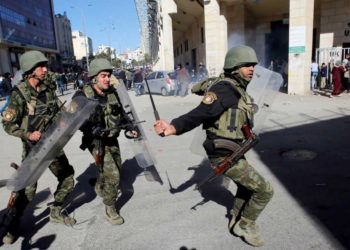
xmin=143 ymin=71 xmax=176 ymax=96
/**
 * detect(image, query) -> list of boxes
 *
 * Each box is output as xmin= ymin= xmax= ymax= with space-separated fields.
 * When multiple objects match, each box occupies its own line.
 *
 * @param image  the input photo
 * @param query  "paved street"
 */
xmin=1 ymin=85 xmax=350 ymax=250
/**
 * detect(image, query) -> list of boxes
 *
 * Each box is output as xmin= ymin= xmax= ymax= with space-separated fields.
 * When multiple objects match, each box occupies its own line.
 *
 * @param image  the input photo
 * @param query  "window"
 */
xmin=180 ymin=44 xmax=183 ymax=54
xmin=185 ymin=40 xmax=189 ymax=52
xmin=156 ymin=72 xmax=164 ymax=78
xmin=147 ymin=72 xmax=157 ymax=80
xmin=0 ymin=6 xmax=25 ymax=27
xmin=201 ymin=27 xmax=204 ymax=43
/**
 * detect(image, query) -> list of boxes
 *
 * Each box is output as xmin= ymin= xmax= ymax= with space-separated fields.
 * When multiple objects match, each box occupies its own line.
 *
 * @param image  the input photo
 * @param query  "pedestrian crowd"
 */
xmin=111 ymin=62 xmax=209 ymax=98
xmin=173 ymin=62 xmax=208 ymax=97
xmin=310 ymin=54 xmax=350 ymax=97
xmin=0 ymin=72 xmax=14 ymax=116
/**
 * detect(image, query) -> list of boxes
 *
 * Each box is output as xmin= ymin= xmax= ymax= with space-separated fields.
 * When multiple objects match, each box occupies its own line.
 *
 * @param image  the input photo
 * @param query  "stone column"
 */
xmin=288 ymin=0 xmax=315 ymax=95
xmin=154 ymin=0 xmax=177 ymax=71
xmin=227 ymin=1 xmax=245 ymax=48
xmin=204 ymin=0 xmax=227 ymax=77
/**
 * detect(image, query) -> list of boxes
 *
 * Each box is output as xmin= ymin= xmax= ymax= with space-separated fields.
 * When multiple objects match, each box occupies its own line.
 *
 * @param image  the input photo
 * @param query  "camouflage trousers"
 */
xmin=15 ymin=148 xmax=75 ymax=218
xmin=91 ymin=144 xmax=121 ymax=206
xmin=209 ymin=157 xmax=273 ymax=221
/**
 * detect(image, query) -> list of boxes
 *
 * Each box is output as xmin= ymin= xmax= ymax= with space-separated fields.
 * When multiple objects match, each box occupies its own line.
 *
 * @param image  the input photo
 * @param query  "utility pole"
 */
xmin=81 ymin=11 xmax=89 ymax=71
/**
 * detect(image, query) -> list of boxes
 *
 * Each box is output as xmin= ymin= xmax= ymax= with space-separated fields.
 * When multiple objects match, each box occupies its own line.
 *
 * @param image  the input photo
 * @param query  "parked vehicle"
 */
xmin=143 ymin=71 xmax=176 ymax=96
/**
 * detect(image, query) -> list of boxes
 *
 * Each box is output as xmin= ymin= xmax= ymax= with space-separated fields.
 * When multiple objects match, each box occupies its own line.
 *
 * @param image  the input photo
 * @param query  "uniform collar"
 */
xmin=229 ymin=71 xmax=250 ymax=89
xmin=25 ymin=79 xmax=47 ymax=94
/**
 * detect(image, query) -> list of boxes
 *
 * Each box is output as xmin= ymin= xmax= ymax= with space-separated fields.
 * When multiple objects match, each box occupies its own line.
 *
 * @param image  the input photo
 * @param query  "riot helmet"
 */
xmin=88 ymin=58 xmax=113 ymax=78
xmin=20 ymin=51 xmax=48 ymax=75
xmin=223 ymin=45 xmax=258 ymax=70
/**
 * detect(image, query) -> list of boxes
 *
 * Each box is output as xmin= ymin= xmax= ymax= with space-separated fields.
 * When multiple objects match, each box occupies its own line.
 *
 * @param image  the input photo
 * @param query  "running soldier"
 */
xmin=154 ymin=46 xmax=273 ymax=247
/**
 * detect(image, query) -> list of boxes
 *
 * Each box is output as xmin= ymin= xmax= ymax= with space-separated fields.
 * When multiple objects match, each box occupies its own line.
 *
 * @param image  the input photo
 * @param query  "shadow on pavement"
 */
xmin=65 ymin=163 xmax=97 ymax=215
xmin=115 ymin=158 xmax=145 ymax=212
xmin=168 ymin=158 xmax=235 ymax=218
xmin=0 ymin=189 xmax=55 ymax=249
xmin=65 ymin=158 xmax=163 ymax=215
xmin=257 ymin=115 xmax=350 ymax=248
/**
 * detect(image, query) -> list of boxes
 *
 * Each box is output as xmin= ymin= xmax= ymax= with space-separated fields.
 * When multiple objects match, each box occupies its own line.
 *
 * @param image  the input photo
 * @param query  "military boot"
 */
xmin=233 ymin=217 xmax=264 ymax=247
xmin=2 ymin=232 xmax=17 ymax=245
xmin=105 ymin=205 xmax=124 ymax=225
xmin=50 ymin=206 xmax=76 ymax=226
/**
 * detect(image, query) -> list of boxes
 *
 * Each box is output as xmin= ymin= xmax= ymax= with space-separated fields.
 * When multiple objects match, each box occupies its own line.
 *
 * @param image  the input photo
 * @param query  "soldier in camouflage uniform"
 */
xmin=154 ymin=46 xmax=273 ymax=247
xmin=73 ymin=58 xmax=137 ymax=225
xmin=1 ymin=51 xmax=76 ymax=244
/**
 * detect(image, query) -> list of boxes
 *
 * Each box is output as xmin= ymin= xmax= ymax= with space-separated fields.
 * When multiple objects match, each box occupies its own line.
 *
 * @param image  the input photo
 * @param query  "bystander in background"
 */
xmin=133 ymin=69 xmax=144 ymax=96
xmin=311 ymin=60 xmax=319 ymax=90
xmin=343 ymin=55 xmax=350 ymax=93
xmin=197 ymin=62 xmax=208 ymax=81
xmin=320 ymin=63 xmax=328 ymax=89
xmin=177 ymin=64 xmax=190 ymax=97
xmin=331 ymin=60 xmax=346 ymax=97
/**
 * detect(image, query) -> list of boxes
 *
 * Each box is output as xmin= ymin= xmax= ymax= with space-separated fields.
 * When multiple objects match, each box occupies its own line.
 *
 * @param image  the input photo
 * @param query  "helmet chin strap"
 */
xmin=25 ymin=71 xmax=41 ymax=81
xmin=30 ymin=72 xmax=39 ymax=79
xmin=227 ymin=69 xmax=251 ymax=89
xmin=237 ymin=70 xmax=252 ymax=83
xmin=25 ymin=72 xmax=41 ymax=90
xmin=92 ymin=77 xmax=105 ymax=95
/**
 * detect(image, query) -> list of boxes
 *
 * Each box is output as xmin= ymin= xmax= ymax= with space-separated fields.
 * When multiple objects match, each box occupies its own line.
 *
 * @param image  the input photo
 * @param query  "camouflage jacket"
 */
xmin=2 ymin=78 xmax=62 ymax=141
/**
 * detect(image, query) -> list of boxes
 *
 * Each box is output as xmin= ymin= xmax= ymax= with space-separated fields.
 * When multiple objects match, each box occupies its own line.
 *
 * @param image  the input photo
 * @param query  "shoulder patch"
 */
xmin=202 ymin=91 xmax=217 ymax=104
xmin=2 ymin=108 xmax=16 ymax=122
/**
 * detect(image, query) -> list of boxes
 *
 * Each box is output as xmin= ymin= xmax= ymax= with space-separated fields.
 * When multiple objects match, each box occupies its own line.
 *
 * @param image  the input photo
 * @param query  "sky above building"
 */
xmin=54 ymin=0 xmax=140 ymax=54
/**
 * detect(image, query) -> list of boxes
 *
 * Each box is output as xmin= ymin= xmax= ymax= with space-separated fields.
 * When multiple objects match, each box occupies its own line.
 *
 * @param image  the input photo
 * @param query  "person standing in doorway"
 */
xmin=311 ymin=60 xmax=319 ymax=90
xmin=320 ymin=63 xmax=328 ymax=90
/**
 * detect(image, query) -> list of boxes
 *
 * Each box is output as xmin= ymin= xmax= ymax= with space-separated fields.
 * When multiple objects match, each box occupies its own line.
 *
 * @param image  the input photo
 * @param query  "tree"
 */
xmin=95 ymin=52 xmax=109 ymax=60
xmin=131 ymin=59 xmax=138 ymax=67
xmin=144 ymin=53 xmax=152 ymax=66
xmin=111 ymin=58 xmax=122 ymax=68
xmin=105 ymin=47 xmax=112 ymax=62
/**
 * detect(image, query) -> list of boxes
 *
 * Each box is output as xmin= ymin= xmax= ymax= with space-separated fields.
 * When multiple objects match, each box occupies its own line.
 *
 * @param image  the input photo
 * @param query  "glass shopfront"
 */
xmin=0 ymin=0 xmax=57 ymax=50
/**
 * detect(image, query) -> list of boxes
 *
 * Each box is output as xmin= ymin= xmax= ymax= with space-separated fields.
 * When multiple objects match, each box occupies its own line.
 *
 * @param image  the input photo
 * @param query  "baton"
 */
xmin=144 ymin=77 xmax=165 ymax=137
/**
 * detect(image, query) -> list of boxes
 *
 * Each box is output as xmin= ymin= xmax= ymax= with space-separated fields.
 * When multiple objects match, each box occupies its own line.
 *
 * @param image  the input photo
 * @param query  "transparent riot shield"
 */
xmin=190 ymin=65 xmax=283 ymax=156
xmin=11 ymin=70 xmax=23 ymax=87
xmin=0 ymin=179 xmax=8 ymax=188
xmin=189 ymin=126 xmax=207 ymax=157
xmin=7 ymin=96 xmax=98 ymax=191
xmin=247 ymin=65 xmax=283 ymax=134
xmin=115 ymin=78 xmax=162 ymax=184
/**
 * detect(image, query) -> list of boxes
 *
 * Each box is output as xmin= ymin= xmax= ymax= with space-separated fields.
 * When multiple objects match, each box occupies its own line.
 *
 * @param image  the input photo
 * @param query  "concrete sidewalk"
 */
xmin=0 ymin=87 xmax=349 ymax=250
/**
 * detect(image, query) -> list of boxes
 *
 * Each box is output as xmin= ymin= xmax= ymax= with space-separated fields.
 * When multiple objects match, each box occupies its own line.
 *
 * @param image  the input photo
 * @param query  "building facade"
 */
xmin=97 ymin=44 xmax=116 ymax=59
xmin=139 ymin=0 xmax=350 ymax=95
xmin=72 ymin=30 xmax=93 ymax=69
xmin=116 ymin=47 xmax=144 ymax=66
xmin=0 ymin=0 xmax=58 ymax=74
xmin=55 ymin=12 xmax=74 ymax=70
